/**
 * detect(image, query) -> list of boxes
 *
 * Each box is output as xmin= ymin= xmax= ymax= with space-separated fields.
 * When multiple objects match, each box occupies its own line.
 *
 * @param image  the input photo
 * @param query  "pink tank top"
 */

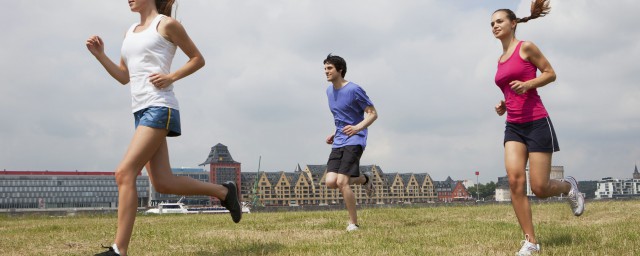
xmin=495 ymin=41 xmax=548 ymax=123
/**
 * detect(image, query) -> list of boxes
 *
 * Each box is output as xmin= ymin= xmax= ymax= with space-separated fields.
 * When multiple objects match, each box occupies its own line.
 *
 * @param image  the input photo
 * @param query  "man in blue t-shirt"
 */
xmin=323 ymin=54 xmax=378 ymax=232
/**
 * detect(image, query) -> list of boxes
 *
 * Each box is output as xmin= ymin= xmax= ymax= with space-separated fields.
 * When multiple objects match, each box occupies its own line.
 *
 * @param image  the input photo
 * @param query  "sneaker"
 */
xmin=516 ymin=236 xmax=540 ymax=256
xmin=363 ymin=172 xmax=375 ymax=197
xmin=221 ymin=181 xmax=242 ymax=223
xmin=346 ymin=223 xmax=360 ymax=232
xmin=94 ymin=245 xmax=120 ymax=256
xmin=564 ymin=176 xmax=585 ymax=216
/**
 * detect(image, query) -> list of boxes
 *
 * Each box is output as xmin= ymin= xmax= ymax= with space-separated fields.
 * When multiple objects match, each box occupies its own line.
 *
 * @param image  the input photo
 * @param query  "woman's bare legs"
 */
xmin=113 ymin=126 xmax=230 ymax=255
xmin=505 ymin=142 xmax=572 ymax=245
xmin=528 ymin=152 xmax=571 ymax=198
xmin=504 ymin=141 xmax=536 ymax=243
xmin=146 ymin=138 xmax=229 ymax=198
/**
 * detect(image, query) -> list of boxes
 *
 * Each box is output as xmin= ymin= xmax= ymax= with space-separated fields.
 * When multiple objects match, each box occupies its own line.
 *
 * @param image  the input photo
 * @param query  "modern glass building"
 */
xmin=0 ymin=170 xmax=149 ymax=209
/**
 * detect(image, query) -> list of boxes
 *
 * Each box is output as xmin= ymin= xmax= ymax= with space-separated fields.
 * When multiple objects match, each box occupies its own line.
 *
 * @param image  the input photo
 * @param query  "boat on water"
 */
xmin=145 ymin=199 xmax=250 ymax=215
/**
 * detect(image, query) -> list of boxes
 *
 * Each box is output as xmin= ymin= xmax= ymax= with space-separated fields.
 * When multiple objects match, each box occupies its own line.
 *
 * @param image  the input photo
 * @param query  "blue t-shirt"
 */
xmin=326 ymin=82 xmax=374 ymax=148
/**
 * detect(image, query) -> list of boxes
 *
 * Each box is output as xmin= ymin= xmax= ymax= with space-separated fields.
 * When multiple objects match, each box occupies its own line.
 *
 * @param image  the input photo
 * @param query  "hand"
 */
xmin=86 ymin=35 xmax=104 ymax=57
xmin=342 ymin=125 xmax=362 ymax=136
xmin=149 ymin=73 xmax=174 ymax=89
xmin=495 ymin=100 xmax=506 ymax=116
xmin=509 ymin=80 xmax=531 ymax=95
xmin=326 ymin=134 xmax=335 ymax=144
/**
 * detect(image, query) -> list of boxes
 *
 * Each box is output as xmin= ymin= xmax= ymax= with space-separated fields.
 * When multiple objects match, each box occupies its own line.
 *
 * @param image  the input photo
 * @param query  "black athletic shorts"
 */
xmin=327 ymin=145 xmax=364 ymax=177
xmin=504 ymin=116 xmax=560 ymax=152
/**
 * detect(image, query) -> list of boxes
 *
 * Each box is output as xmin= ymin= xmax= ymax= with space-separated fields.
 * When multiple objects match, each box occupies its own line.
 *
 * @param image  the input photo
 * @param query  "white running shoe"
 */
xmin=346 ymin=223 xmax=359 ymax=232
xmin=363 ymin=172 xmax=375 ymax=197
xmin=564 ymin=176 xmax=585 ymax=216
xmin=516 ymin=235 xmax=540 ymax=256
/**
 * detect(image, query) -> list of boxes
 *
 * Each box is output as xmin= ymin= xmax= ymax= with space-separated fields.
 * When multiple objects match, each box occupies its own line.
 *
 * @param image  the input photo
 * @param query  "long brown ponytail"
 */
xmin=518 ymin=0 xmax=551 ymax=23
xmin=494 ymin=0 xmax=550 ymax=34
xmin=156 ymin=0 xmax=176 ymax=17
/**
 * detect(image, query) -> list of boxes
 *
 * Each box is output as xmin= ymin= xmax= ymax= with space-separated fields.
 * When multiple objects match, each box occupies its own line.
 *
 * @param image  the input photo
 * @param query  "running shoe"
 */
xmin=564 ymin=176 xmax=585 ymax=216
xmin=94 ymin=245 xmax=120 ymax=256
xmin=346 ymin=223 xmax=360 ymax=232
xmin=221 ymin=181 xmax=242 ymax=223
xmin=516 ymin=235 xmax=540 ymax=256
xmin=363 ymin=172 xmax=375 ymax=197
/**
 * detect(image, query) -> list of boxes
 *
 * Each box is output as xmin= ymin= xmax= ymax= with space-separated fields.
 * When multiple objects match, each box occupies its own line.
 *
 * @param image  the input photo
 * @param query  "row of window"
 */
xmin=1 ymin=191 xmax=149 ymax=198
xmin=262 ymin=198 xmax=435 ymax=205
xmin=175 ymin=174 xmax=208 ymax=181
xmin=261 ymin=188 xmax=435 ymax=195
xmin=597 ymin=190 xmax=640 ymax=194
xmin=0 ymin=179 xmax=149 ymax=187
xmin=262 ymin=181 xmax=434 ymax=189
xmin=0 ymin=186 xmax=121 ymax=193
xmin=0 ymin=202 xmax=115 ymax=209
xmin=1 ymin=196 xmax=120 ymax=203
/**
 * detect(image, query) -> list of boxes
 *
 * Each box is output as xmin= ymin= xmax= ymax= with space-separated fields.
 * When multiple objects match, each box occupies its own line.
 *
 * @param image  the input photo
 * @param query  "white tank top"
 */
xmin=121 ymin=14 xmax=179 ymax=112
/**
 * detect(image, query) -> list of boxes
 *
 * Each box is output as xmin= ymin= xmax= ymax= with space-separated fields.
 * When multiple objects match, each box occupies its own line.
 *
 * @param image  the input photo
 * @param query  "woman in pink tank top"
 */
xmin=491 ymin=1 xmax=585 ymax=255
xmin=86 ymin=1 xmax=242 ymax=255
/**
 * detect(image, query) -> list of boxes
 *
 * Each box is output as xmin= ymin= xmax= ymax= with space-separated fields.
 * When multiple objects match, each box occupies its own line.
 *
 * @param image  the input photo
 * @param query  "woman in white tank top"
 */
xmin=86 ymin=1 xmax=242 ymax=255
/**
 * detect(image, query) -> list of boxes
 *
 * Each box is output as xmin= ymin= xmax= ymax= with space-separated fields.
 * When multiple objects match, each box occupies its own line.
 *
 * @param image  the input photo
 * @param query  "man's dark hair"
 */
xmin=323 ymin=54 xmax=347 ymax=78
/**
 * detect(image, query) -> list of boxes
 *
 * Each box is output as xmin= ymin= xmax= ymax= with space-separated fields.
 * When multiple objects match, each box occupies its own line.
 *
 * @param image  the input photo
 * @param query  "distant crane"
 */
xmin=250 ymin=156 xmax=263 ymax=208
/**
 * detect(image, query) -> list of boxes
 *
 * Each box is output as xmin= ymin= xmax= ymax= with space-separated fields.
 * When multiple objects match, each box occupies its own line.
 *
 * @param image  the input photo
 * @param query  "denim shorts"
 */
xmin=504 ymin=116 xmax=559 ymax=152
xmin=133 ymin=106 xmax=181 ymax=137
xmin=327 ymin=145 xmax=364 ymax=177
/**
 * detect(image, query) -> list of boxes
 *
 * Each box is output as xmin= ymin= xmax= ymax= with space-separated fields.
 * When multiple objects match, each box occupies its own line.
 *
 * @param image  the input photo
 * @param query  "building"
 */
xmin=0 ymin=165 xmax=461 ymax=209
xmin=199 ymin=143 xmax=242 ymax=203
xmin=578 ymin=180 xmax=598 ymax=200
xmin=0 ymin=170 xmax=149 ymax=209
xmin=495 ymin=176 xmax=511 ymax=202
xmin=594 ymin=165 xmax=640 ymax=199
xmin=595 ymin=177 xmax=640 ymax=199
xmin=241 ymin=165 xmax=439 ymax=206
xmin=1 ymin=143 xmax=476 ymax=209
xmin=433 ymin=176 xmax=471 ymax=202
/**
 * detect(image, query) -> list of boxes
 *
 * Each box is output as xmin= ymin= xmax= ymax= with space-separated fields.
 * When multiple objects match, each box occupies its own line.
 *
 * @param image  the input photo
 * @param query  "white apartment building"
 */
xmin=595 ymin=178 xmax=640 ymax=199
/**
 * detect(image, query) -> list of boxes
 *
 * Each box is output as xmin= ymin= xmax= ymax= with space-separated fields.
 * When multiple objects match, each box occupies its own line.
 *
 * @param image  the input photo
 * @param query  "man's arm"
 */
xmin=342 ymin=106 xmax=378 ymax=136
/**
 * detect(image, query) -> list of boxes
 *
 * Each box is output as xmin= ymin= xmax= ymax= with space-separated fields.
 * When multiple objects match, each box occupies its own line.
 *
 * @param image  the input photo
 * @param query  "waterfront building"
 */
xmin=0 ymin=170 xmax=148 ymax=209
xmin=241 ymin=165 xmax=439 ymax=206
xmin=200 ymin=143 xmax=242 ymax=203
xmin=595 ymin=166 xmax=640 ymax=199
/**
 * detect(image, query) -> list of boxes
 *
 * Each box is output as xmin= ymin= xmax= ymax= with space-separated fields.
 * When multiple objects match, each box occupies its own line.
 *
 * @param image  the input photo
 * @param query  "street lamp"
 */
xmin=475 ymin=171 xmax=480 ymax=201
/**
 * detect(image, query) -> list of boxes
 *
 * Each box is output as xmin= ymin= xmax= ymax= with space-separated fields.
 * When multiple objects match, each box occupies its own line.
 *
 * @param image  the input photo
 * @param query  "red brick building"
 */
xmin=434 ymin=176 xmax=471 ymax=202
xmin=199 ymin=143 xmax=241 ymax=201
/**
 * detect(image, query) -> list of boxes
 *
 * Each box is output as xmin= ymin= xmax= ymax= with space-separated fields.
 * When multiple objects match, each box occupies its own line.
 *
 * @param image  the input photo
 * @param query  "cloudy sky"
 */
xmin=1 ymin=0 xmax=638 ymax=183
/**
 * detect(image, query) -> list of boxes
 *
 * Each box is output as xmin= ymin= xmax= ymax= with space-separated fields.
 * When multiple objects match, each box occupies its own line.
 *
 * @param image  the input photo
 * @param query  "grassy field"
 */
xmin=1 ymin=200 xmax=639 ymax=256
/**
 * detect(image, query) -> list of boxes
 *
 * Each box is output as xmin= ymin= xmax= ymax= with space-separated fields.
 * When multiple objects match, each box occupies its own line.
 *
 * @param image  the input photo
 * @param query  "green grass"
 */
xmin=1 ymin=200 xmax=639 ymax=255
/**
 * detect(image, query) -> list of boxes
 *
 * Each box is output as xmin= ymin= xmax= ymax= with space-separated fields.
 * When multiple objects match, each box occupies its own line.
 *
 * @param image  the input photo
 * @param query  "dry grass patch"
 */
xmin=1 ymin=200 xmax=638 ymax=255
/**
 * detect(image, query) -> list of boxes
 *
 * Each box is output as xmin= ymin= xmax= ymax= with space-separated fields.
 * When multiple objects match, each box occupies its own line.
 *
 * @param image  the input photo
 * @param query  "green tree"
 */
xmin=470 ymin=181 xmax=496 ymax=200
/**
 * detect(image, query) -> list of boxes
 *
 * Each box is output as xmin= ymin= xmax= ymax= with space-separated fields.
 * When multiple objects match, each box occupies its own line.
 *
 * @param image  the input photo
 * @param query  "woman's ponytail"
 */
xmin=156 ymin=0 xmax=176 ymax=17
xmin=517 ymin=0 xmax=551 ymax=23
